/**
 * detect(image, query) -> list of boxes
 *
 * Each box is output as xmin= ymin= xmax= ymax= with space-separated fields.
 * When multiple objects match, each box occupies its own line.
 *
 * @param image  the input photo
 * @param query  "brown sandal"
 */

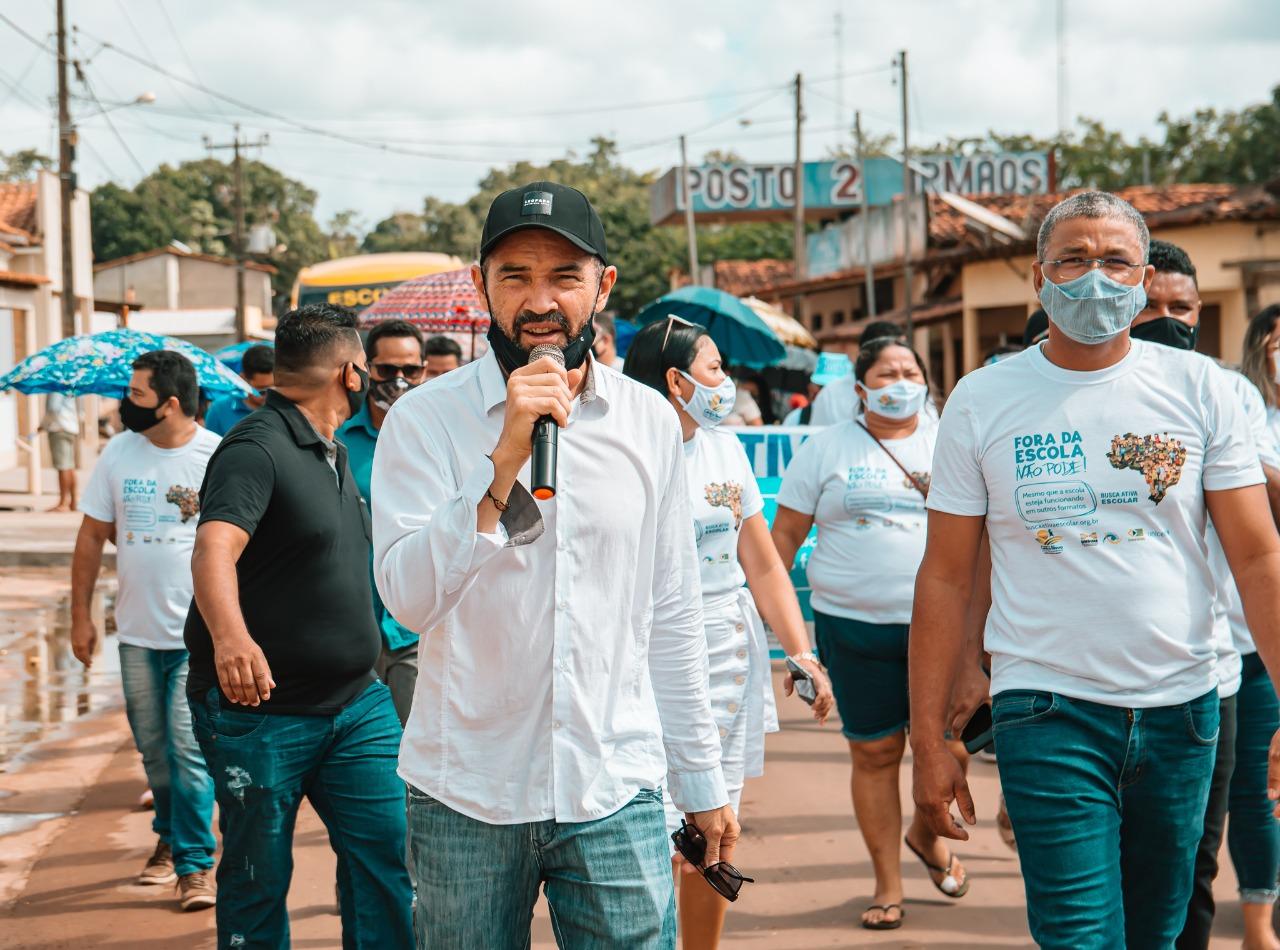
xmin=904 ymin=836 xmax=970 ymax=898
xmin=861 ymin=903 xmax=904 ymax=930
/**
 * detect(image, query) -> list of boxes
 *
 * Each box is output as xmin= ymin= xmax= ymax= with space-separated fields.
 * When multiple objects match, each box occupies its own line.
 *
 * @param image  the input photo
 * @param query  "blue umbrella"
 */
xmin=632 ymin=286 xmax=786 ymax=368
xmin=0 ymin=329 xmax=254 ymax=398
xmin=214 ymin=339 xmax=273 ymax=375
xmin=614 ymin=318 xmax=638 ymax=359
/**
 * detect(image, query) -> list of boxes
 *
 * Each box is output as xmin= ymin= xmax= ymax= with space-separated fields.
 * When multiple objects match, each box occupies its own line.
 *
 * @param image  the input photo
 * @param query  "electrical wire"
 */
xmin=0 ymin=48 xmax=44 ymax=109
xmin=76 ymin=71 xmax=147 ymax=178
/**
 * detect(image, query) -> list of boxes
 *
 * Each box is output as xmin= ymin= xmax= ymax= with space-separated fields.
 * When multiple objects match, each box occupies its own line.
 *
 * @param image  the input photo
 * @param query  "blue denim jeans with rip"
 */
xmin=994 ymin=687 xmax=1219 ymax=950
xmin=407 ymin=785 xmax=676 ymax=950
xmin=118 ymin=644 xmax=215 ymax=877
xmin=190 ymin=680 xmax=412 ymax=950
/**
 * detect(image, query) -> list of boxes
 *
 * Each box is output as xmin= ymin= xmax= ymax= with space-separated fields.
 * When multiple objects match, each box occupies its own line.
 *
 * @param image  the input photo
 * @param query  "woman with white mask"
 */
xmin=772 ymin=337 xmax=968 ymax=932
xmin=625 ymin=316 xmax=834 ymax=950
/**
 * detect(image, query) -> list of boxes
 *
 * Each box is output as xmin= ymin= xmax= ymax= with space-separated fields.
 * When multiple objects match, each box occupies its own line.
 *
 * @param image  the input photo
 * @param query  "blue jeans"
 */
xmin=993 ymin=688 xmax=1219 ymax=950
xmin=119 ymin=644 xmax=215 ymax=876
xmin=1228 ymin=652 xmax=1280 ymax=903
xmin=407 ymin=786 xmax=675 ymax=949
xmin=190 ymin=681 xmax=412 ymax=950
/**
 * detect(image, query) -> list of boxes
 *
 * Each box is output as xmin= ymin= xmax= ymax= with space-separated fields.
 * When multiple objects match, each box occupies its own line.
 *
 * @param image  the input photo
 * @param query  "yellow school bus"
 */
xmin=291 ymin=252 xmax=464 ymax=311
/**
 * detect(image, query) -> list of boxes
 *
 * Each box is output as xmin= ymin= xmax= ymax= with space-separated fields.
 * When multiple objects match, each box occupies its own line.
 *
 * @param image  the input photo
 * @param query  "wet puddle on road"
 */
xmin=0 ymin=568 xmax=122 ymax=770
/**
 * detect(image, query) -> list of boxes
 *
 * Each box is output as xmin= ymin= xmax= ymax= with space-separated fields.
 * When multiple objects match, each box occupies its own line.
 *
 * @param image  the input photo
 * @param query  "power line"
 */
xmin=617 ymin=85 xmax=791 ymax=154
xmin=77 ymin=71 xmax=147 ymax=178
xmin=0 ymin=48 xmax=44 ymax=109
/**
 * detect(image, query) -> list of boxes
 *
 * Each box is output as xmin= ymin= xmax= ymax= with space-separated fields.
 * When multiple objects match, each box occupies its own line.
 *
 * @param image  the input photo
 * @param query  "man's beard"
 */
xmin=486 ymin=307 xmax=597 ymax=374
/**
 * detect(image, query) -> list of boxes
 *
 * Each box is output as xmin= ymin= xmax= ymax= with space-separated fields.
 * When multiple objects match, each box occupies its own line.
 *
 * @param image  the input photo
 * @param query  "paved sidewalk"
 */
xmin=0 ymin=667 xmax=1258 ymax=948
xmin=0 ymin=465 xmax=98 ymax=567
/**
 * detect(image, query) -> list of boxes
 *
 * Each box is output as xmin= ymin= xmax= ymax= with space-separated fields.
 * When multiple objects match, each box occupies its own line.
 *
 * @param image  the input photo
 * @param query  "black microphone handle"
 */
xmin=531 ymin=414 xmax=558 ymax=500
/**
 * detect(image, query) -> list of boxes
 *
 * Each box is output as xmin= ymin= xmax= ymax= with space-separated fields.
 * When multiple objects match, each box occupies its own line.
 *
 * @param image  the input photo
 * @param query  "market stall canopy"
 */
xmin=0 ymin=328 xmax=254 ymax=398
xmin=632 ymin=286 xmax=785 ymax=369
xmin=740 ymin=296 xmax=818 ymax=349
xmin=358 ymin=267 xmax=491 ymax=361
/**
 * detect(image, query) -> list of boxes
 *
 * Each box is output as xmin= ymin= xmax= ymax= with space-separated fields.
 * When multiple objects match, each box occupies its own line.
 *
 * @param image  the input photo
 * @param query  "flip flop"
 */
xmin=861 ymin=903 xmax=904 ymax=930
xmin=904 ymin=836 xmax=970 ymax=898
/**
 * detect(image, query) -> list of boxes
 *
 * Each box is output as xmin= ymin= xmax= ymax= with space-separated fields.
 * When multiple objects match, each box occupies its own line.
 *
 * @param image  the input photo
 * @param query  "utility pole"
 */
xmin=793 ymin=73 xmax=805 ymax=282
xmin=898 ymin=50 xmax=913 ymax=337
xmin=834 ymin=10 xmax=844 ymax=144
xmin=855 ymin=111 xmax=876 ymax=319
xmin=204 ymin=125 xmax=268 ymax=341
xmin=56 ymin=0 xmax=77 ymax=339
xmin=679 ymin=135 xmax=699 ymax=285
xmin=1056 ymin=0 xmax=1068 ymax=137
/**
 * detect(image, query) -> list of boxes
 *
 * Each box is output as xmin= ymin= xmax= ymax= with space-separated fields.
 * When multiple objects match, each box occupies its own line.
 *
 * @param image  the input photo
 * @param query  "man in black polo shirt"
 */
xmin=185 ymin=303 xmax=412 ymax=949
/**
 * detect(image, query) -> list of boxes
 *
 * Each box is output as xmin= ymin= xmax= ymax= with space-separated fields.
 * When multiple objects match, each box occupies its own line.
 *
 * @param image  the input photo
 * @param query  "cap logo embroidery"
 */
xmin=522 ymin=191 xmax=553 ymax=216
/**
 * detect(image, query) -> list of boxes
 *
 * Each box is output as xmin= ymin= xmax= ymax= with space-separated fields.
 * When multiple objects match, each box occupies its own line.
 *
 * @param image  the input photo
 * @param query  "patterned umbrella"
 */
xmin=358 ymin=267 xmax=489 ymax=331
xmin=0 ymin=328 xmax=254 ymax=398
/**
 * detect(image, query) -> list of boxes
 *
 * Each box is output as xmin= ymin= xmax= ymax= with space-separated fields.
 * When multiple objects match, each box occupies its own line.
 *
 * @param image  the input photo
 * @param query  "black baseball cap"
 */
xmin=480 ymin=181 xmax=608 ymax=264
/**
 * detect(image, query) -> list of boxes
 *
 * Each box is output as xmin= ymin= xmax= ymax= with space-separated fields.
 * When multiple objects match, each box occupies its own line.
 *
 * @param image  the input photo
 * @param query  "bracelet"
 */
xmin=485 ymin=487 xmax=510 ymax=513
xmin=787 ymin=650 xmax=819 ymax=665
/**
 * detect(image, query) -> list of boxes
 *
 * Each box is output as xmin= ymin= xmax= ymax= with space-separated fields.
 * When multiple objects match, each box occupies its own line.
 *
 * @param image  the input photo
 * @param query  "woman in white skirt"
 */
xmin=625 ymin=315 xmax=834 ymax=949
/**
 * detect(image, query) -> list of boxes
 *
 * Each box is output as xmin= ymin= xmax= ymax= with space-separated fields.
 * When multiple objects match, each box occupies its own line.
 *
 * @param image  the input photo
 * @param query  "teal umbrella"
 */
xmin=632 ymin=286 xmax=786 ymax=368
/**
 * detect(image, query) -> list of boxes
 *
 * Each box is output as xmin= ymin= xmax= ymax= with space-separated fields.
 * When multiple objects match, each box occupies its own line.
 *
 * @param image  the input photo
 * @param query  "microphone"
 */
xmin=527 ymin=344 xmax=563 ymax=500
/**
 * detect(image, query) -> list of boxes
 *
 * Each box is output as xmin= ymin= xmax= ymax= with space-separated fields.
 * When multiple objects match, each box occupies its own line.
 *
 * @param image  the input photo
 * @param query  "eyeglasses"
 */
xmin=670 ymin=819 xmax=754 ymax=902
xmin=370 ymin=362 xmax=426 ymax=382
xmin=660 ymin=315 xmax=698 ymax=353
xmin=1040 ymin=257 xmax=1145 ymax=281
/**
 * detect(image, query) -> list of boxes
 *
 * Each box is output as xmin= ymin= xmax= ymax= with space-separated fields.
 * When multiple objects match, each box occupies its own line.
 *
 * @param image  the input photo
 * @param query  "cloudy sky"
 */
xmin=1 ymin=0 xmax=1276 ymax=230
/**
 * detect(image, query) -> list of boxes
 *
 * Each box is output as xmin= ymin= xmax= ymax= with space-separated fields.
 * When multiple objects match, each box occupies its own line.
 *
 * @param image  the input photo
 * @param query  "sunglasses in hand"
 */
xmin=670 ymin=819 xmax=754 ymax=902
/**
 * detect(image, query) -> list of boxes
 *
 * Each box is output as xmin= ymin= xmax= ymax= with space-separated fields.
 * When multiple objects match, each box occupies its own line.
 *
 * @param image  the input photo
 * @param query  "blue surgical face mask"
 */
xmin=859 ymin=379 xmax=928 ymax=420
xmin=1038 ymin=268 xmax=1148 ymax=345
xmin=677 ymin=371 xmax=736 ymax=428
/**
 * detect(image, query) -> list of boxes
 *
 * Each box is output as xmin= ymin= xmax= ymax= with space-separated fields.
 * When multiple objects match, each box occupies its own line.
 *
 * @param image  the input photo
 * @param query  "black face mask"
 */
xmin=371 ymin=375 xmax=413 ymax=411
xmin=120 ymin=396 xmax=163 ymax=433
xmin=345 ymin=365 xmax=369 ymax=421
xmin=482 ymin=271 xmax=601 ymax=375
xmin=1131 ymin=317 xmax=1198 ymax=352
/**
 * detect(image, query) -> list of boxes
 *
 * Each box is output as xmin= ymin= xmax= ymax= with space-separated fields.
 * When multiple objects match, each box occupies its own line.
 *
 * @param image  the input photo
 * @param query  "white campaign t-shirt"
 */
xmin=1208 ymin=369 xmax=1280 ymax=672
xmin=80 ymin=427 xmax=221 ymax=650
xmin=684 ymin=428 xmax=764 ymax=601
xmin=777 ymin=420 xmax=934 ymax=623
xmin=928 ymin=340 xmax=1263 ymax=707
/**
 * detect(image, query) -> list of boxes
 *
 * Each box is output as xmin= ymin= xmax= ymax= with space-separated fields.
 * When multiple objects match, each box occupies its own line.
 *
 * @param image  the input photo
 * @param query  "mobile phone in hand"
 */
xmin=960 ymin=703 xmax=994 ymax=754
xmin=784 ymin=657 xmax=817 ymax=705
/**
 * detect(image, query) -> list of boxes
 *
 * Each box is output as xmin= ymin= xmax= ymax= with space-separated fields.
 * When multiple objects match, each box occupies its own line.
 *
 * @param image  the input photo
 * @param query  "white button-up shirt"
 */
xmin=372 ymin=350 xmax=727 ymax=824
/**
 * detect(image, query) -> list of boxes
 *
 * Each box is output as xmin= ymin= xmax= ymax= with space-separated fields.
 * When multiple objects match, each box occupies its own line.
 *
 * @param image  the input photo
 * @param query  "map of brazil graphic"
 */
xmin=1106 ymin=433 xmax=1188 ymax=505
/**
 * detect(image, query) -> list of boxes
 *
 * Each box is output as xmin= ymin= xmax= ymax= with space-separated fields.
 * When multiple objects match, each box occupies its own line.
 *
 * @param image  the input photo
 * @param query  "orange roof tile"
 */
xmin=0 ymin=182 xmax=38 ymax=238
xmin=0 ymin=269 xmax=50 ymax=287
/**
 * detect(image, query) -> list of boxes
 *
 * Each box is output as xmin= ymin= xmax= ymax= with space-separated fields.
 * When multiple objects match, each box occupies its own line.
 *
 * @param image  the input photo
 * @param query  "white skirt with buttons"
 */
xmin=664 ymin=587 xmax=779 ymax=845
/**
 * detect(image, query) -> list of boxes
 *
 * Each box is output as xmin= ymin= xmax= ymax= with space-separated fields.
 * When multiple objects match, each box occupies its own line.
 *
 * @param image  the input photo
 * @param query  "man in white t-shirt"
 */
xmin=72 ymin=350 xmax=220 ymax=912
xmin=909 ymin=192 xmax=1280 ymax=949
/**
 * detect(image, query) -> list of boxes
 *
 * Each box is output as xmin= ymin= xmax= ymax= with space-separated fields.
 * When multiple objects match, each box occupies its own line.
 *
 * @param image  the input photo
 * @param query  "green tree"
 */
xmin=0 ymin=148 xmax=54 ymax=182
xmin=326 ymin=209 xmax=364 ymax=259
xmin=89 ymin=158 xmax=327 ymax=306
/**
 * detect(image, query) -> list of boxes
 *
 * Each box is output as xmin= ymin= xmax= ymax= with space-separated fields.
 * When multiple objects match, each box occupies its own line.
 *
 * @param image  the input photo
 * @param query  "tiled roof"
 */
xmin=712 ymin=259 xmax=795 ymax=297
xmin=0 ymin=183 xmax=37 ymax=240
xmin=94 ymin=245 xmax=278 ymax=274
xmin=926 ymin=183 xmax=1274 ymax=249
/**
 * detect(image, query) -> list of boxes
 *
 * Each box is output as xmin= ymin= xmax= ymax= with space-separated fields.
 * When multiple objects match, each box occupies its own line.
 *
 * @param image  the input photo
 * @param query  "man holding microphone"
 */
xmin=372 ymin=181 xmax=733 ymax=948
